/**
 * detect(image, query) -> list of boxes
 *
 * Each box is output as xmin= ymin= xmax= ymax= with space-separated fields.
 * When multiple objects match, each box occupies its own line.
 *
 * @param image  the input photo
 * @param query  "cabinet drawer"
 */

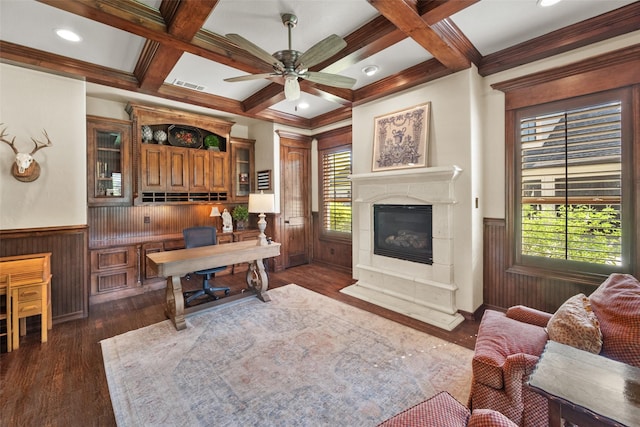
xmin=91 ymin=246 xmax=137 ymax=271
xmin=17 ymin=299 xmax=42 ymax=318
xmin=91 ymin=267 xmax=138 ymax=295
xmin=15 ymin=284 xmax=43 ymax=302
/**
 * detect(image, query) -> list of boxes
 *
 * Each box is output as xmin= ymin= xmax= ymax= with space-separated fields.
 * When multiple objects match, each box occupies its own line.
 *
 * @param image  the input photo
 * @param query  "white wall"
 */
xmin=0 ymin=64 xmax=86 ymax=229
xmin=352 ymin=69 xmax=481 ymax=312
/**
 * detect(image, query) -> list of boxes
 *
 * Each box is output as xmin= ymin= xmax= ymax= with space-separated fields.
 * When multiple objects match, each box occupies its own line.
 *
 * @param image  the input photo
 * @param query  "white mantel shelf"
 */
xmin=349 ymin=165 xmax=462 ymax=183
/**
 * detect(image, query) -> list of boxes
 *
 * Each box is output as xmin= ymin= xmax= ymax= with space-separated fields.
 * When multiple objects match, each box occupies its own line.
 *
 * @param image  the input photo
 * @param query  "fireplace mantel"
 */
xmin=343 ymin=164 xmax=465 ymax=331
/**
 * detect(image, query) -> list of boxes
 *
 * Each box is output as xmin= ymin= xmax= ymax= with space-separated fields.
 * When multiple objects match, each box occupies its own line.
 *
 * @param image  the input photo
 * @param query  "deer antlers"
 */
xmin=0 ymin=124 xmax=53 ymax=155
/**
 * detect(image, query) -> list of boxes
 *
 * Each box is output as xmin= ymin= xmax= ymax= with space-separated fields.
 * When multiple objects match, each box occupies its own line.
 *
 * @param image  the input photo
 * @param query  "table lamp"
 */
xmin=248 ymin=191 xmax=275 ymax=246
xmin=209 ymin=206 xmax=221 ymax=232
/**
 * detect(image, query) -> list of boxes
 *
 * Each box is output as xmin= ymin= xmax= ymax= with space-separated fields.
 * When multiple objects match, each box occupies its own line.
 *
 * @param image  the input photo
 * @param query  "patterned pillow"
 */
xmin=546 ymin=293 xmax=602 ymax=354
xmin=589 ymin=273 xmax=640 ymax=367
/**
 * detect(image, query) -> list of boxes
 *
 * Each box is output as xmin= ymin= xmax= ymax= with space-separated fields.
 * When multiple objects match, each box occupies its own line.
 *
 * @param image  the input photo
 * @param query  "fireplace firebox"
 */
xmin=373 ymin=204 xmax=432 ymax=265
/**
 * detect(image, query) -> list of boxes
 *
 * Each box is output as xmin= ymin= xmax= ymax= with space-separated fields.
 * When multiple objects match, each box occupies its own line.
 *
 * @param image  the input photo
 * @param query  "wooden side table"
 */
xmin=0 ymin=253 xmax=52 ymax=350
xmin=528 ymin=340 xmax=640 ymax=427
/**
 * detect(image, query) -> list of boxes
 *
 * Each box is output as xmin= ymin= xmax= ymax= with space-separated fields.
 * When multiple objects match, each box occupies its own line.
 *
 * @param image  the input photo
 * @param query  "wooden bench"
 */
xmin=0 ymin=253 xmax=52 ymax=350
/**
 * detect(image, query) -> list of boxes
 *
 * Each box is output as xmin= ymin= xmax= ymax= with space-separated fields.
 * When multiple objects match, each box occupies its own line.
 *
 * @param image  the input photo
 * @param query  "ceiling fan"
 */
xmin=224 ymin=13 xmax=356 ymax=101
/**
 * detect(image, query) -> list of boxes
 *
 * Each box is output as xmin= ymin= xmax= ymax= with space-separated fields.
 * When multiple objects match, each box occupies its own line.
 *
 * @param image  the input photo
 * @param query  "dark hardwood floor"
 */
xmin=0 ymin=263 xmax=479 ymax=427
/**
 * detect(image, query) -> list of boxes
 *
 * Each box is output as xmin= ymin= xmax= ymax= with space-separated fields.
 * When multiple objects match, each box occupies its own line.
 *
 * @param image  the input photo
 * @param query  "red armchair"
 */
xmin=469 ymin=273 xmax=640 ymax=427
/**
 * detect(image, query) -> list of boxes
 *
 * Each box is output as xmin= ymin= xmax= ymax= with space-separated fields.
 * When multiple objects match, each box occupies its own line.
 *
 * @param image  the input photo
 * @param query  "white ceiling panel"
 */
xmin=165 ymin=53 xmax=271 ymax=99
xmin=0 ymin=0 xmax=146 ymax=72
xmin=452 ymin=0 xmax=637 ymax=55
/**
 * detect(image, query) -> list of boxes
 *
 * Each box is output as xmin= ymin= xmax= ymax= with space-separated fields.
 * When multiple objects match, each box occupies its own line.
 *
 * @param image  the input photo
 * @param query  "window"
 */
xmin=321 ymin=146 xmax=352 ymax=236
xmin=514 ymin=89 xmax=632 ymax=275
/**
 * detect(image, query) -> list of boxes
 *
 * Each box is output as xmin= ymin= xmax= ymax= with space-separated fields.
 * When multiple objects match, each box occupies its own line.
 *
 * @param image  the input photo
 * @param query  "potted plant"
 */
xmin=204 ymin=134 xmax=220 ymax=151
xmin=232 ymin=205 xmax=249 ymax=230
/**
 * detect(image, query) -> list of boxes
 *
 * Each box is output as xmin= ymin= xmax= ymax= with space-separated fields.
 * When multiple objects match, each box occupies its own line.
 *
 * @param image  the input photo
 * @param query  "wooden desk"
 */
xmin=147 ymin=240 xmax=280 ymax=330
xmin=528 ymin=340 xmax=640 ymax=427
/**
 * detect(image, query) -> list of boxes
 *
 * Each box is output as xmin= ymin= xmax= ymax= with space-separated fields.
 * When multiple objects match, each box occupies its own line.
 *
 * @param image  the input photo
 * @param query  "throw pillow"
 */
xmin=589 ymin=273 xmax=640 ymax=367
xmin=546 ymin=293 xmax=602 ymax=354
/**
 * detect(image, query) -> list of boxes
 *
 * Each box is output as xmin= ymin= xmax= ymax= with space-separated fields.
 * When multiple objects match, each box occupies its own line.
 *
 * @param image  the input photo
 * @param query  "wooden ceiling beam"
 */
xmin=136 ymin=0 xmax=219 ymax=91
xmin=479 ymin=2 xmax=640 ymax=76
xmin=367 ymin=0 xmax=472 ymax=70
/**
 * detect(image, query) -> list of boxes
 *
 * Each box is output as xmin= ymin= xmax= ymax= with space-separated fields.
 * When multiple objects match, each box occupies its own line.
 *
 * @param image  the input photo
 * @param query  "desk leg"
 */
xmin=165 ymin=275 xmax=186 ymax=331
xmin=246 ymin=258 xmax=270 ymax=302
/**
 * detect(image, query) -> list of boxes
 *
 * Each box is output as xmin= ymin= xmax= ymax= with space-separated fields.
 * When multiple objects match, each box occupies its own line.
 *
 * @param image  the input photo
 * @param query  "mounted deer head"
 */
xmin=0 ymin=124 xmax=53 ymax=182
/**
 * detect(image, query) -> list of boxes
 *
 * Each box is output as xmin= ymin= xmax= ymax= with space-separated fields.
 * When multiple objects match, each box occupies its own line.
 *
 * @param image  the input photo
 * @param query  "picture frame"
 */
xmin=371 ymin=102 xmax=430 ymax=172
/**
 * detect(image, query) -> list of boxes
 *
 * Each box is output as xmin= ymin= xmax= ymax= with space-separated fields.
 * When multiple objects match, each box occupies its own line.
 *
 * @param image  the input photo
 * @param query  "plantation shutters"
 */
xmin=518 ymin=99 xmax=623 ymax=267
xmin=321 ymin=148 xmax=352 ymax=234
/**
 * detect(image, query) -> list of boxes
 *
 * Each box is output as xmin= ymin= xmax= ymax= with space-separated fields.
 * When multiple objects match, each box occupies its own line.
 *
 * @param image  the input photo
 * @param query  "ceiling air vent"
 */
xmin=171 ymin=79 xmax=206 ymax=91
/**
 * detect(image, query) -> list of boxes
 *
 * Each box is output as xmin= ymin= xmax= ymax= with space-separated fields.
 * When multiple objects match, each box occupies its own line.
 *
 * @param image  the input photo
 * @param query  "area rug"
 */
xmin=101 ymin=284 xmax=473 ymax=426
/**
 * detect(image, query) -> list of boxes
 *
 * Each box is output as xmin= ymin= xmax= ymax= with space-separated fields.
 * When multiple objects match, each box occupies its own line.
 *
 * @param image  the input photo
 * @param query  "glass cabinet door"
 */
xmin=87 ymin=116 xmax=132 ymax=206
xmin=231 ymin=138 xmax=255 ymax=201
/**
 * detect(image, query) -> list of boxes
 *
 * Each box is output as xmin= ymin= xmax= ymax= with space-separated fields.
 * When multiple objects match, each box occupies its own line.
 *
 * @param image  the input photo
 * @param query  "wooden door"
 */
xmin=140 ymin=144 xmax=166 ymax=191
xmin=279 ymin=132 xmax=312 ymax=268
xmin=210 ymin=151 xmax=228 ymax=192
xmin=189 ymin=150 xmax=210 ymax=192
xmin=166 ymin=147 xmax=189 ymax=192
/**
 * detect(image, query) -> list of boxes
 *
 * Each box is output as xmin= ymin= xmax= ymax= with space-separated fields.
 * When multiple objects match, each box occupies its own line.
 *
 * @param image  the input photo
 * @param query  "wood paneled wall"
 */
xmin=483 ymin=218 xmax=601 ymax=313
xmin=0 ymin=226 xmax=88 ymax=323
xmin=88 ymin=204 xmax=252 ymax=241
xmin=311 ymin=212 xmax=352 ymax=272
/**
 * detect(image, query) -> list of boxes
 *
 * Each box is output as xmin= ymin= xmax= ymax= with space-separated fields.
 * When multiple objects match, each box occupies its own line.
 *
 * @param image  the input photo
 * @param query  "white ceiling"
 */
xmin=0 ymin=0 xmax=636 ymax=121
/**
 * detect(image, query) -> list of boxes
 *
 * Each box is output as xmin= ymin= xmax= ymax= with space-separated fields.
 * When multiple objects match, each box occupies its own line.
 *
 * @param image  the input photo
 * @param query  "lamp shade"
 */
xmin=248 ymin=191 xmax=275 ymax=213
xmin=209 ymin=206 xmax=221 ymax=217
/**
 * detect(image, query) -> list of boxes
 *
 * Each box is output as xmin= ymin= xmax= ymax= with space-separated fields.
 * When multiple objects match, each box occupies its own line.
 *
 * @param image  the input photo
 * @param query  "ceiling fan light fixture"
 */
xmin=284 ymin=76 xmax=300 ymax=101
xmin=362 ymin=65 xmax=379 ymax=76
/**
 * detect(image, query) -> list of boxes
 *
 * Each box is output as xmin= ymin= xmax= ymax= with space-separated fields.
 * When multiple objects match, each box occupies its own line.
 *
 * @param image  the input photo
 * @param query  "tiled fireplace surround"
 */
xmin=341 ymin=166 xmax=464 ymax=331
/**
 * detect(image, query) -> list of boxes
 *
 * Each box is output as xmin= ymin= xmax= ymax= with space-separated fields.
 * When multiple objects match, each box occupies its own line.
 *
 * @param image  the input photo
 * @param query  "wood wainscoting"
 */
xmin=311 ymin=212 xmax=352 ymax=272
xmin=483 ymin=218 xmax=602 ymax=313
xmin=0 ymin=226 xmax=88 ymax=323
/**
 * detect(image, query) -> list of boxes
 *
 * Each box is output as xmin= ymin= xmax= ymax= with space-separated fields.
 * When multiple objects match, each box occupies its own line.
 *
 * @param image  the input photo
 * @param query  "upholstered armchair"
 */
xmin=469 ymin=273 xmax=640 ymax=427
xmin=469 ymin=307 xmax=551 ymax=427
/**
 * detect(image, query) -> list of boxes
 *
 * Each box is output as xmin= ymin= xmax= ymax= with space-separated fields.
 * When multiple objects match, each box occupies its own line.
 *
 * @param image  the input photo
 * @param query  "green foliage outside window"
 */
xmin=521 ymin=204 xmax=621 ymax=265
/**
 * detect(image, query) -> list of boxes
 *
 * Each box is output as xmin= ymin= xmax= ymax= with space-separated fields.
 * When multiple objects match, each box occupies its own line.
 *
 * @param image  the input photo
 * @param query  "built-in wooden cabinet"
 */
xmin=127 ymin=102 xmax=234 ymax=204
xmin=87 ymin=116 xmax=132 ymax=206
xmin=89 ymin=230 xmax=260 ymax=304
xmin=89 ymin=245 xmax=139 ymax=303
xmin=230 ymin=137 xmax=255 ymax=202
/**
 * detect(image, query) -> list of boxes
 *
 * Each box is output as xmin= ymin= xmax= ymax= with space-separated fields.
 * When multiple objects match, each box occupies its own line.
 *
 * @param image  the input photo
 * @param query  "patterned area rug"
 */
xmin=101 ymin=284 xmax=472 ymax=426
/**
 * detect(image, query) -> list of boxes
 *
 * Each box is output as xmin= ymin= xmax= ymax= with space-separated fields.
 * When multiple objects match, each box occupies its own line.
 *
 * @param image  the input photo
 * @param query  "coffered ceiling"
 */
xmin=1 ymin=0 xmax=638 ymax=129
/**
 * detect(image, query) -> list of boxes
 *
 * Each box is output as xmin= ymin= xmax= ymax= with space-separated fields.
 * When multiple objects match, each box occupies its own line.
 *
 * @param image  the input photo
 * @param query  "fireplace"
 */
xmin=341 ymin=166 xmax=464 ymax=331
xmin=374 ymin=204 xmax=432 ymax=265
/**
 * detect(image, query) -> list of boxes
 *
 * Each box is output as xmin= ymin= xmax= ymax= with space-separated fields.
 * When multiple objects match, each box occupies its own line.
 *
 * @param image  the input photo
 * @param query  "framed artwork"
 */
xmin=372 ymin=102 xmax=430 ymax=172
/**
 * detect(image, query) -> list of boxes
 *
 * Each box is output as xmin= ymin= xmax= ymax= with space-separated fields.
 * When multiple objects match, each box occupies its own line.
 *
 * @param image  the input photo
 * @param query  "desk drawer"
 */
xmin=17 ymin=299 xmax=42 ymax=318
xmin=15 ymin=284 xmax=43 ymax=302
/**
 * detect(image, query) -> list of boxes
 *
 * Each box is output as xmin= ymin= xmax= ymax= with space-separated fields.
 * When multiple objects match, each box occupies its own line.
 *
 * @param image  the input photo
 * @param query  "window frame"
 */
xmin=494 ymin=45 xmax=640 ymax=284
xmin=513 ymin=89 xmax=631 ymax=276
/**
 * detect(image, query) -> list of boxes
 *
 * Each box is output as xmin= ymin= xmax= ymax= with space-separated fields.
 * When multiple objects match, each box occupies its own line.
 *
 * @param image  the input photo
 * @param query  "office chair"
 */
xmin=182 ymin=226 xmax=230 ymax=306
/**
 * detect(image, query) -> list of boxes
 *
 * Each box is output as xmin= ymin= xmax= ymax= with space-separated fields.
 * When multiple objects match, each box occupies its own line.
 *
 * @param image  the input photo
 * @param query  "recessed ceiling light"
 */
xmin=55 ymin=28 xmax=82 ymax=42
xmin=537 ymin=0 xmax=563 ymax=7
xmin=362 ymin=65 xmax=379 ymax=77
xmin=297 ymin=102 xmax=309 ymax=109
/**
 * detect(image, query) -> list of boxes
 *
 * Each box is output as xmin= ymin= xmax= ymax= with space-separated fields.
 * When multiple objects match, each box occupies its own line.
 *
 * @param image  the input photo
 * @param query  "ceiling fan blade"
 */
xmin=302 ymin=71 xmax=356 ymax=89
xmin=224 ymin=73 xmax=275 ymax=83
xmin=295 ymin=34 xmax=347 ymax=70
xmin=226 ymin=34 xmax=284 ymax=71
